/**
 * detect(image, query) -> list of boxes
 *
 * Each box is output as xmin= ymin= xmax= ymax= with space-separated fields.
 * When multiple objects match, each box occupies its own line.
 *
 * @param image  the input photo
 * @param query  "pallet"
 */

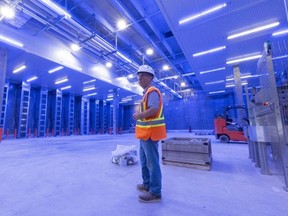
xmin=162 ymin=160 xmax=211 ymax=171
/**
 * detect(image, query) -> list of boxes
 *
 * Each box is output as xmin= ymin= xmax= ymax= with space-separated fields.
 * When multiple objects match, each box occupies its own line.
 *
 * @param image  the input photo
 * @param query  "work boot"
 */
xmin=136 ymin=184 xmax=149 ymax=192
xmin=138 ymin=192 xmax=161 ymax=203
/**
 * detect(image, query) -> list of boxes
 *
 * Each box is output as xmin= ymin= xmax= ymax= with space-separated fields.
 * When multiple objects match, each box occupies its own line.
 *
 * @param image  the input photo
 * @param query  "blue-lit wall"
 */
xmin=1 ymin=82 xmax=241 ymax=137
xmin=163 ymin=93 xmax=235 ymax=130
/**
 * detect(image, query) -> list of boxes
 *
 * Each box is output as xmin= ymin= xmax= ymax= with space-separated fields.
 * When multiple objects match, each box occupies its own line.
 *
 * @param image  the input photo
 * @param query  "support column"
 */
xmin=113 ymin=88 xmax=119 ymax=134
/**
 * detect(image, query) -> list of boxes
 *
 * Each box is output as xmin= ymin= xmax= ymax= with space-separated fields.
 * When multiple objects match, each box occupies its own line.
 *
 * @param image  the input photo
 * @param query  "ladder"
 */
xmin=18 ymin=82 xmax=30 ymax=138
xmin=81 ymin=96 xmax=90 ymax=135
xmin=53 ymin=89 xmax=62 ymax=136
xmin=95 ymin=100 xmax=100 ymax=134
xmin=0 ymin=83 xmax=8 ymax=132
xmin=38 ymin=88 xmax=48 ymax=137
xmin=68 ymin=95 xmax=75 ymax=135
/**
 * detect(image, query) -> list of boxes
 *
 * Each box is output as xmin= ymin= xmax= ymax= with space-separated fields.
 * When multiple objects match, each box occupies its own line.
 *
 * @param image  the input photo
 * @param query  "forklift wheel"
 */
xmin=219 ymin=135 xmax=230 ymax=143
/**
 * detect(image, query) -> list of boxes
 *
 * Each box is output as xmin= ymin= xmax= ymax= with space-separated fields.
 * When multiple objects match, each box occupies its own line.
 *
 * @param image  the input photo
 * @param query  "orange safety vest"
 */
xmin=135 ymin=86 xmax=167 ymax=141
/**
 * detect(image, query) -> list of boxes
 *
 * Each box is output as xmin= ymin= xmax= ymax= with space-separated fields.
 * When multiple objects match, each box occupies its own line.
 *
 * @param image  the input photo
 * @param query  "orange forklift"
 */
xmin=214 ymin=105 xmax=248 ymax=143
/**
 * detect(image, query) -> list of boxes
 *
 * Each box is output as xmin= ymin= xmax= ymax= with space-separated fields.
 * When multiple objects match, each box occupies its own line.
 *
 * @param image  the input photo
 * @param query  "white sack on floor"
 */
xmin=111 ymin=145 xmax=138 ymax=166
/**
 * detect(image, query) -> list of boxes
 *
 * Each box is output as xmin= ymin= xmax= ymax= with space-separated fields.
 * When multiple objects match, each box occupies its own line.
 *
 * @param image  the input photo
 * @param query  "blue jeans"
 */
xmin=139 ymin=139 xmax=162 ymax=196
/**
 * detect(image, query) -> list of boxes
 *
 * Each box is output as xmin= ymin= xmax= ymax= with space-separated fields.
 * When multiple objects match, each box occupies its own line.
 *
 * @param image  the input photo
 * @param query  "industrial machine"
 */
xmin=214 ymin=106 xmax=248 ymax=143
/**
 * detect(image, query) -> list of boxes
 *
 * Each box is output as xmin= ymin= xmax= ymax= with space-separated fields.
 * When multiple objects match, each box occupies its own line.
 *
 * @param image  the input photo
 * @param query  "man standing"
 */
xmin=133 ymin=65 xmax=167 ymax=203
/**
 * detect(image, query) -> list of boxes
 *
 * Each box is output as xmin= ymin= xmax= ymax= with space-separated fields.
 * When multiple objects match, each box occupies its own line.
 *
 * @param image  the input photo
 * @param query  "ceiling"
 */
xmin=0 ymin=0 xmax=288 ymax=102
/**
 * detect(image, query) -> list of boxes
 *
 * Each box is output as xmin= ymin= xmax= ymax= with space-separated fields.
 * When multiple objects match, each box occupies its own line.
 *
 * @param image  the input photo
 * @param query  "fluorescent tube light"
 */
xmin=225 ymin=84 xmax=235 ymax=88
xmin=40 ymin=0 xmax=71 ymax=19
xmin=116 ymin=52 xmax=132 ymax=63
xmin=48 ymin=66 xmax=64 ymax=74
xmin=106 ymin=98 xmax=113 ymax=101
xmin=61 ymin=85 xmax=71 ymax=90
xmin=208 ymin=90 xmax=225 ymax=94
xmin=228 ymin=22 xmax=280 ymax=40
xmin=27 ymin=76 xmax=38 ymax=82
xmin=13 ymin=65 xmax=26 ymax=73
xmin=273 ymin=55 xmax=288 ymax=60
xmin=226 ymin=54 xmax=261 ymax=64
xmin=83 ymin=79 xmax=96 ymax=84
xmin=100 ymin=77 xmax=112 ymax=83
xmin=0 ymin=35 xmax=23 ymax=47
xmin=272 ymin=29 xmax=288 ymax=36
xmin=179 ymin=3 xmax=227 ymax=25
xmin=182 ymin=72 xmax=195 ymax=77
xmin=55 ymin=78 xmax=68 ymax=84
xmin=199 ymin=67 xmax=225 ymax=74
xmin=160 ymin=75 xmax=179 ymax=80
xmin=159 ymin=82 xmax=168 ymax=87
xmin=87 ymin=93 xmax=97 ymax=97
xmin=205 ymin=80 xmax=225 ymax=85
xmin=83 ymin=87 xmax=95 ymax=92
xmin=193 ymin=46 xmax=226 ymax=57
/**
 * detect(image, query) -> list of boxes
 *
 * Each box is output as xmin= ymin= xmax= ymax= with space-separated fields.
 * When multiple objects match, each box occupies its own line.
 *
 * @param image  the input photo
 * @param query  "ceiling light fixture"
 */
xmin=272 ymin=29 xmax=288 ymax=36
xmin=193 ymin=46 xmax=226 ymax=57
xmin=205 ymin=80 xmax=225 ymax=85
xmin=116 ymin=52 xmax=132 ymax=63
xmin=87 ymin=93 xmax=97 ymax=97
xmin=0 ymin=34 xmax=23 ymax=47
xmin=182 ymin=72 xmax=195 ymax=77
xmin=13 ymin=65 xmax=26 ymax=73
xmin=227 ymin=22 xmax=280 ymax=40
xmin=106 ymin=62 xmax=112 ymax=68
xmin=273 ymin=54 xmax=288 ymax=60
xmin=40 ymin=0 xmax=71 ymax=19
xmin=199 ymin=67 xmax=226 ymax=74
xmin=83 ymin=79 xmax=96 ymax=84
xmin=117 ymin=19 xmax=128 ymax=30
xmin=180 ymin=82 xmax=186 ymax=87
xmin=162 ymin=65 xmax=170 ymax=71
xmin=226 ymin=54 xmax=262 ymax=64
xmin=70 ymin=43 xmax=81 ymax=51
xmin=179 ymin=3 xmax=227 ymax=25
xmin=100 ymin=77 xmax=112 ymax=83
xmin=48 ymin=66 xmax=64 ymax=74
xmin=61 ymin=85 xmax=71 ymax=90
xmin=208 ymin=90 xmax=225 ymax=94
xmin=55 ymin=78 xmax=68 ymax=84
xmin=146 ymin=48 xmax=154 ymax=55
xmin=0 ymin=5 xmax=15 ymax=20
xmin=83 ymin=87 xmax=95 ymax=92
xmin=27 ymin=76 xmax=38 ymax=82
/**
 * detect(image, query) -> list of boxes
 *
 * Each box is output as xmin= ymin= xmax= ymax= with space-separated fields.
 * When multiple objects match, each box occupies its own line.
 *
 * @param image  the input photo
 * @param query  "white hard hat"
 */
xmin=137 ymin=65 xmax=155 ymax=77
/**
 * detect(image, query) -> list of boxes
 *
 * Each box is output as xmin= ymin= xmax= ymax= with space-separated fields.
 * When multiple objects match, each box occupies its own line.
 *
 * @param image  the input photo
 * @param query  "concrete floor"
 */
xmin=0 ymin=132 xmax=287 ymax=216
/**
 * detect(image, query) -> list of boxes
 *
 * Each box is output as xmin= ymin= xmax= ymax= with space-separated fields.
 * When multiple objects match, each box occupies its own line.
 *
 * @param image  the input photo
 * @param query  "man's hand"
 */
xmin=133 ymin=112 xmax=143 ymax=120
